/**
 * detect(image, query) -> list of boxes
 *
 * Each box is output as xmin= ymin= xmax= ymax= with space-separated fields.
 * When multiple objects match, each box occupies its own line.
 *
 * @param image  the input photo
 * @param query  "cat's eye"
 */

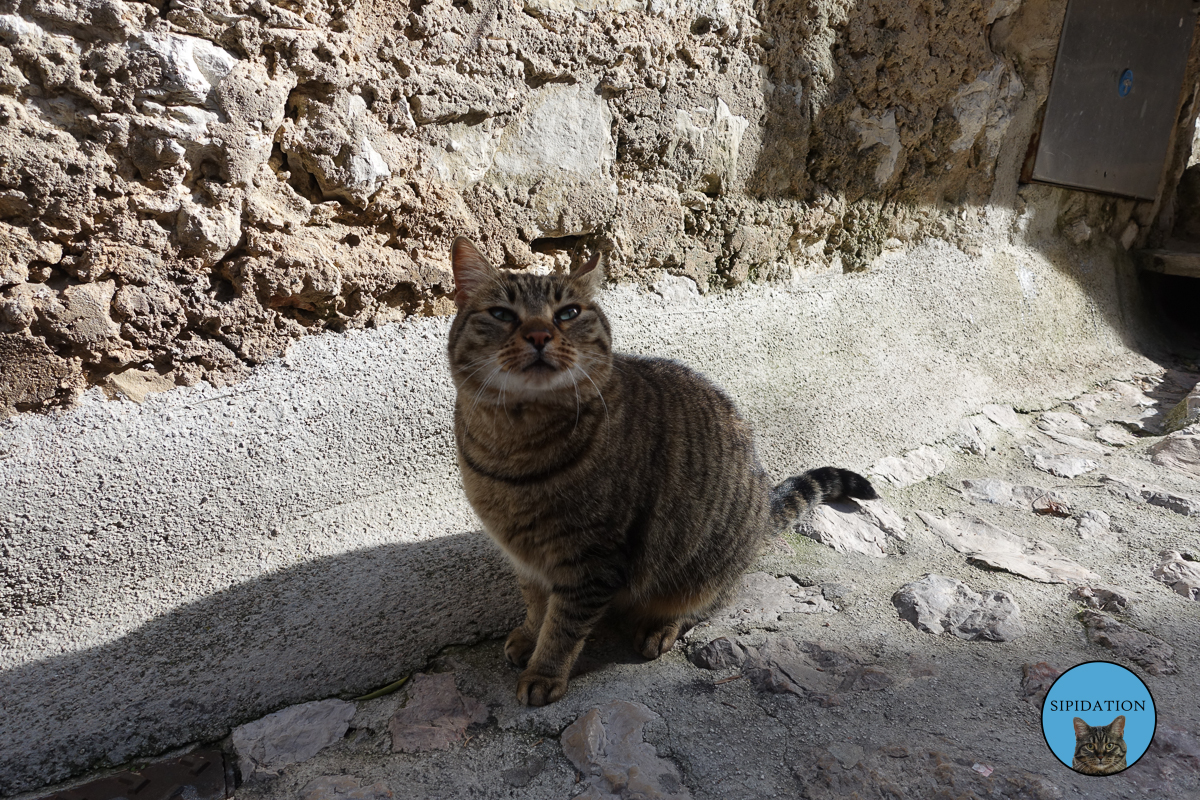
xmin=555 ymin=305 xmax=581 ymax=322
xmin=489 ymin=307 xmax=518 ymax=323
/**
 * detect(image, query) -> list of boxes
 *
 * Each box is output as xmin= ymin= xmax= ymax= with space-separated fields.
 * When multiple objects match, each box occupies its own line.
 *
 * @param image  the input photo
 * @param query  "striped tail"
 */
xmin=769 ymin=466 xmax=878 ymax=531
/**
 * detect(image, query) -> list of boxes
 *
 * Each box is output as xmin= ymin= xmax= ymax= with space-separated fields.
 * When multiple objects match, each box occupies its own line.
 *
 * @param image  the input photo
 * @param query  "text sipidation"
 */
xmin=1048 ymin=700 xmax=1147 ymax=712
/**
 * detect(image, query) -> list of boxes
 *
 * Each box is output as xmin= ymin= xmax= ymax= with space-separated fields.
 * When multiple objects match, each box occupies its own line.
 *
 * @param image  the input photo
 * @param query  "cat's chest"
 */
xmin=458 ymin=462 xmax=583 ymax=569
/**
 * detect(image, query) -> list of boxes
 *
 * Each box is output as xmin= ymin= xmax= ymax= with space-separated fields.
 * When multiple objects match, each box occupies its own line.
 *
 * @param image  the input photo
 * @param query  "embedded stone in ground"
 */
xmin=388 ymin=673 xmax=488 ymax=754
xmin=742 ymin=638 xmax=836 ymax=702
xmin=300 ymin=776 xmax=394 ymax=800
xmin=981 ymin=404 xmax=1021 ymax=429
xmin=827 ymin=743 xmax=866 ymax=769
xmin=892 ymin=574 xmax=1025 ymax=642
xmin=916 ymin=512 xmax=1099 ymax=584
xmin=561 ymin=701 xmax=691 ymax=800
xmin=1076 ymin=509 xmax=1112 ymax=539
xmin=714 ymin=572 xmax=834 ymax=625
xmin=1149 ymin=427 xmax=1200 ymax=478
xmin=797 ymin=497 xmax=906 ymax=557
xmin=1070 ymin=585 xmax=1132 ymax=613
xmin=1096 ymin=423 xmax=1138 ymax=446
xmin=1031 ymin=452 xmax=1098 ymax=478
xmin=1067 ymin=395 xmax=1100 ymax=415
xmin=21 ymin=750 xmax=227 ymax=800
xmin=869 ymin=445 xmax=947 ymax=488
xmin=917 ymin=512 xmax=1025 ymax=555
xmin=1031 ymin=490 xmax=1072 ymax=516
xmin=1079 ymin=611 xmax=1177 ymax=675
xmin=689 ymin=637 xmax=749 ymax=671
xmin=1020 ymin=662 xmax=1062 ymax=708
xmin=1040 ymin=430 xmax=1111 ymax=455
xmin=740 ymin=637 xmax=892 ymax=704
xmin=961 ymin=477 xmax=1017 ymax=505
xmin=1111 ymin=410 xmax=1166 ymax=436
xmin=1122 ymin=718 xmax=1200 ymax=792
xmin=952 ymin=415 xmax=993 ymax=454
xmin=793 ymin=745 xmax=1063 ymax=799
xmin=232 ymin=699 xmax=356 ymax=780
xmin=1038 ymin=410 xmax=1091 ymax=434
xmin=966 ymin=550 xmax=1098 ymax=584
xmin=1152 ymin=551 xmax=1200 ymax=600
xmin=822 ymin=582 xmax=853 ymax=601
xmin=1103 ymin=475 xmax=1200 ymax=516
xmin=501 ymin=756 xmax=546 ymax=789
xmin=960 ymin=478 xmax=1054 ymax=509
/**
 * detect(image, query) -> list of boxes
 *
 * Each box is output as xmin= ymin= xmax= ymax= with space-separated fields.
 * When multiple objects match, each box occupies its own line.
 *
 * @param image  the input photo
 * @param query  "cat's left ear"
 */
xmin=1109 ymin=715 xmax=1126 ymax=736
xmin=451 ymin=237 xmax=499 ymax=310
xmin=569 ymin=251 xmax=604 ymax=296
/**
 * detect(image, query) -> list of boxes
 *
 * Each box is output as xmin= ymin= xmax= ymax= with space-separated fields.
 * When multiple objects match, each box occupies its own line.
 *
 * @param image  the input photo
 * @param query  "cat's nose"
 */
xmin=525 ymin=330 xmax=552 ymax=350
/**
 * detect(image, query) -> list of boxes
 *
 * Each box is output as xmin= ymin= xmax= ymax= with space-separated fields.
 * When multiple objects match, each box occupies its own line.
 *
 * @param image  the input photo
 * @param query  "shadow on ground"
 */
xmin=0 ymin=532 xmax=522 ymax=795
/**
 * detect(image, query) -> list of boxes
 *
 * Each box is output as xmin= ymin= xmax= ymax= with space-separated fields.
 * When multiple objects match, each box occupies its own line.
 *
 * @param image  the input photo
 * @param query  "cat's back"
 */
xmin=608 ymin=352 xmax=768 ymax=511
xmin=612 ymin=353 xmax=750 ymax=435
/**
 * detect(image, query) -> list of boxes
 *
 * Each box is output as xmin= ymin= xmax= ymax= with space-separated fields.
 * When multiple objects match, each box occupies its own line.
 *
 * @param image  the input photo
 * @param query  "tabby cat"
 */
xmin=1072 ymin=715 xmax=1128 ymax=775
xmin=447 ymin=237 xmax=877 ymax=706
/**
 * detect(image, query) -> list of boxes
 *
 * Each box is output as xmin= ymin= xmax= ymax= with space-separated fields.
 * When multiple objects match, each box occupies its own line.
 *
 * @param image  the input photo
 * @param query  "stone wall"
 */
xmin=3 ymin=0 xmax=1194 ymax=415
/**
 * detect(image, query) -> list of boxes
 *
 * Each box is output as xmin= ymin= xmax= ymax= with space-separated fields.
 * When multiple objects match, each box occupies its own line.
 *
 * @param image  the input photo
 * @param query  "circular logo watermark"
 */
xmin=1041 ymin=661 xmax=1156 ymax=776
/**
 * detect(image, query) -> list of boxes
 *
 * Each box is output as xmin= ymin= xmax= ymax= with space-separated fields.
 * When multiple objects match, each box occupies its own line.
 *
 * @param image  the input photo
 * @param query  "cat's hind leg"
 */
xmin=634 ymin=616 xmax=690 ymax=659
xmin=630 ymin=589 xmax=720 ymax=659
xmin=505 ymin=577 xmax=548 ymax=668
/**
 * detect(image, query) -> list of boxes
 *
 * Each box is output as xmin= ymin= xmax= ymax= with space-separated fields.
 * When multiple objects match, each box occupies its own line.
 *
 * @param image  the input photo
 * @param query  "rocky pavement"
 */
xmin=17 ymin=368 xmax=1200 ymax=800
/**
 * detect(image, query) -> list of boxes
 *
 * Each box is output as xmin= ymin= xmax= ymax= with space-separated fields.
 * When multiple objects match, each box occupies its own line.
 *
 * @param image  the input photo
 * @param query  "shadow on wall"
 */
xmin=0 ymin=532 xmax=522 ymax=796
xmin=746 ymin=0 xmax=1199 ymax=359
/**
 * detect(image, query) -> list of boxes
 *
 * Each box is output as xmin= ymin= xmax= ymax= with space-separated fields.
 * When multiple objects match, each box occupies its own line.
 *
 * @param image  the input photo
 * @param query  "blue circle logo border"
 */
xmin=1040 ymin=660 xmax=1157 ymax=777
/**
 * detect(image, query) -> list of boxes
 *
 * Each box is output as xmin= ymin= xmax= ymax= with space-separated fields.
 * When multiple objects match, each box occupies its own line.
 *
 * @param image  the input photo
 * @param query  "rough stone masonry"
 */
xmin=3 ymin=0 xmax=1194 ymax=414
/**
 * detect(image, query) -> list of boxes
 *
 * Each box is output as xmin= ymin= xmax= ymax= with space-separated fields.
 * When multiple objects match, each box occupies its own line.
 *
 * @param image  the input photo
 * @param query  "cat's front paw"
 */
xmin=516 ymin=670 xmax=568 ymax=706
xmin=505 ymin=626 xmax=537 ymax=668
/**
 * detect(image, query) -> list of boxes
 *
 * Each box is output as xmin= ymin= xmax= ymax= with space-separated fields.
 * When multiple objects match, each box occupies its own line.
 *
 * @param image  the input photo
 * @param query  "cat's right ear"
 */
xmin=451 ymin=237 xmax=499 ymax=310
xmin=1073 ymin=718 xmax=1089 ymax=738
xmin=569 ymin=250 xmax=604 ymax=296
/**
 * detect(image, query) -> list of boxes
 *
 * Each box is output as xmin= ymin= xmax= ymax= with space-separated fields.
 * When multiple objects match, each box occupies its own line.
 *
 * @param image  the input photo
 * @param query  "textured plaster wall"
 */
xmin=1 ymin=0 xmax=1192 ymax=414
xmin=0 ymin=232 xmax=1159 ymax=793
xmin=2 ymin=0 xmax=1200 ymax=794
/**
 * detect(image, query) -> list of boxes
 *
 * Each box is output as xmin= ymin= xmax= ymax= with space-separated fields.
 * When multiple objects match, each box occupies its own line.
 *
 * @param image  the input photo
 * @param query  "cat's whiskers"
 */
xmin=577 ymin=365 xmax=609 ymax=424
xmin=567 ymin=369 xmax=582 ymax=434
xmin=457 ymin=354 xmax=503 ymax=388
xmin=497 ymin=370 xmax=514 ymax=425
xmin=466 ymin=364 xmax=505 ymax=425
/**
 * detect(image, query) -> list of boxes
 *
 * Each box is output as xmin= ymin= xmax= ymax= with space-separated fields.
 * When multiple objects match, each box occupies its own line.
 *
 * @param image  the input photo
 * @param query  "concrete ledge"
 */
xmin=0 ymin=236 xmax=1155 ymax=793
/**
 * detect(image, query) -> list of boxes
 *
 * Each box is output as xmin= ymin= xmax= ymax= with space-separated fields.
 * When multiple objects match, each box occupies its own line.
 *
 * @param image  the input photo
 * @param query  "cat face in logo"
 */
xmin=448 ymin=237 xmax=612 ymax=404
xmin=1072 ymin=715 xmax=1128 ymax=775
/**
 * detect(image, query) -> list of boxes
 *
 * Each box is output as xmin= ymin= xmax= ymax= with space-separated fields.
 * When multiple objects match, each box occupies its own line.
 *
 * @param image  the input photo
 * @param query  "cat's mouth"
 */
xmin=522 ymin=358 xmax=558 ymax=374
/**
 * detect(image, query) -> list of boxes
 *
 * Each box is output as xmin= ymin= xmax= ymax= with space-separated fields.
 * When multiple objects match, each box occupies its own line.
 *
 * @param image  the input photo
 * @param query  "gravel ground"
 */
xmin=20 ymin=366 xmax=1200 ymax=800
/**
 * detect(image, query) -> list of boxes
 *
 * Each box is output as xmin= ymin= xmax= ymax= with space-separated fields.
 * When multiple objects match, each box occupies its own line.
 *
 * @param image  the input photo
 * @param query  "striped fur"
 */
xmin=447 ymin=237 xmax=877 ymax=706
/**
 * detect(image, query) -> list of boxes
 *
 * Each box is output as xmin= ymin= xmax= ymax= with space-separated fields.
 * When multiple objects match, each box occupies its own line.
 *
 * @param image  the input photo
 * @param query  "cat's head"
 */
xmin=447 ymin=237 xmax=612 ymax=405
xmin=1073 ymin=715 xmax=1127 ymax=772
